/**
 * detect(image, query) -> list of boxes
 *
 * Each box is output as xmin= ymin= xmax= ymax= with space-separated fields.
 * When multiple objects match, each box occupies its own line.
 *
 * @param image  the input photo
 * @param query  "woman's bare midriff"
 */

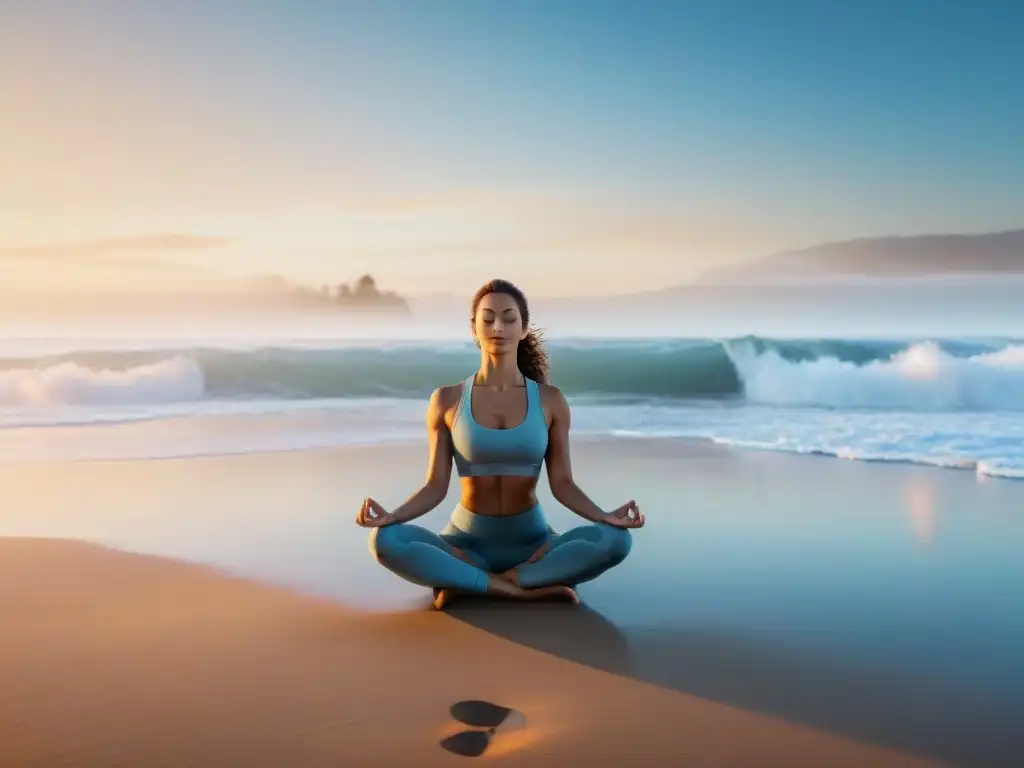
xmin=458 ymin=476 xmax=540 ymax=517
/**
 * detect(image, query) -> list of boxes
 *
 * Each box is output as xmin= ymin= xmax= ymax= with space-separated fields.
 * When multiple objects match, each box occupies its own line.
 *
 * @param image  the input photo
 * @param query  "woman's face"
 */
xmin=473 ymin=291 xmax=526 ymax=354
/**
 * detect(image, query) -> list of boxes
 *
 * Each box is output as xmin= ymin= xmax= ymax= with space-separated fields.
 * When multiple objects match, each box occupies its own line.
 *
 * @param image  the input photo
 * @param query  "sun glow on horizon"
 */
xmin=3 ymin=2 xmax=1023 ymax=298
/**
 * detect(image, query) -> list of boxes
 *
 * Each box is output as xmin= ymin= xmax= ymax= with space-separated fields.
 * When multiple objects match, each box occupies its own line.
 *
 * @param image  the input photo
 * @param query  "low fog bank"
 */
xmin=2 ymin=279 xmax=1023 ymax=342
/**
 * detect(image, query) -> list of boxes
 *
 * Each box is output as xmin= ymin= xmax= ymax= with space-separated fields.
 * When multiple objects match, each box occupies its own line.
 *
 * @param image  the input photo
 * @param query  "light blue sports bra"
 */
xmin=450 ymin=375 xmax=549 ymax=478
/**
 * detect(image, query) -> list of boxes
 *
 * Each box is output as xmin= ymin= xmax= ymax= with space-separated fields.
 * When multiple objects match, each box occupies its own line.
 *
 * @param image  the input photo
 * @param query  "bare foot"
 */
xmin=486 ymin=576 xmax=578 ymax=603
xmin=432 ymin=587 xmax=462 ymax=611
xmin=499 ymin=540 xmax=554 ymax=586
xmin=522 ymin=585 xmax=579 ymax=603
xmin=484 ymin=575 xmax=524 ymax=600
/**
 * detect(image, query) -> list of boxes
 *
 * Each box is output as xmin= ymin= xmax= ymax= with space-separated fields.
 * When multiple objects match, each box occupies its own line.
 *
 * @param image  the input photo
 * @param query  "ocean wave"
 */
xmin=1 ymin=336 xmax=1022 ymax=412
xmin=0 ymin=356 xmax=203 ymax=407
xmin=726 ymin=339 xmax=1024 ymax=411
xmin=705 ymin=437 xmax=1024 ymax=480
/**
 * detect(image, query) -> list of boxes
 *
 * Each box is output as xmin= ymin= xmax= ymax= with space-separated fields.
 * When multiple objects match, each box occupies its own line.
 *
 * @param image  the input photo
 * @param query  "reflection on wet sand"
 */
xmin=904 ymin=477 xmax=938 ymax=547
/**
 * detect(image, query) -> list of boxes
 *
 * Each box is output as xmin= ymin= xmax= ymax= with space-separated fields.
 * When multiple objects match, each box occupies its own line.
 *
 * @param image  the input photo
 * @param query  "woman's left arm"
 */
xmin=544 ymin=386 xmax=642 ymax=526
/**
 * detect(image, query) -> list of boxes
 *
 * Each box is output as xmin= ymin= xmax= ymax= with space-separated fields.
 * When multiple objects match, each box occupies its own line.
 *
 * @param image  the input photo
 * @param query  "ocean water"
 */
xmin=2 ymin=335 xmax=1023 ymax=478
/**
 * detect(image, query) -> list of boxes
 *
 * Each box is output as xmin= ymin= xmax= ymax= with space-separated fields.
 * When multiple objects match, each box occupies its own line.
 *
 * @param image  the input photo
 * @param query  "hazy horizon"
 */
xmin=4 ymin=278 xmax=1024 ymax=342
xmin=3 ymin=0 xmax=1024 ymax=300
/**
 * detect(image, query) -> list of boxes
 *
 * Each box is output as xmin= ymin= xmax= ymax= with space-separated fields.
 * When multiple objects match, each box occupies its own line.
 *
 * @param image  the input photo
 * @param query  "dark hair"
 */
xmin=471 ymin=279 xmax=550 ymax=384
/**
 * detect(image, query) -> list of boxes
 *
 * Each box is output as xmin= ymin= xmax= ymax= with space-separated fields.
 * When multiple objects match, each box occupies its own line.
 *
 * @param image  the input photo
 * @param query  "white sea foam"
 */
xmin=729 ymin=341 xmax=1024 ymax=411
xmin=0 ymin=357 xmax=204 ymax=407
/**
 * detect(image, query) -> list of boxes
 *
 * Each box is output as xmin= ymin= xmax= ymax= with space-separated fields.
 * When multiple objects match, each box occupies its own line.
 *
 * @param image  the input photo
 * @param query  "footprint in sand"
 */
xmin=439 ymin=699 xmax=528 ymax=758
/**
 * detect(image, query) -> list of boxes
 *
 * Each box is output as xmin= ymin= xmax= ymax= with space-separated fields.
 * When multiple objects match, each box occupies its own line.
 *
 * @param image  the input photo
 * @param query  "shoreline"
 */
xmin=2 ymin=423 xmax=1023 ymax=483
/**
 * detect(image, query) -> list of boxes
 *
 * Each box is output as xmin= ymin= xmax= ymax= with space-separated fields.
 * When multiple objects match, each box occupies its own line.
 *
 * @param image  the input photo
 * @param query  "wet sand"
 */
xmin=2 ymin=435 xmax=1023 ymax=765
xmin=0 ymin=536 xmax=944 ymax=767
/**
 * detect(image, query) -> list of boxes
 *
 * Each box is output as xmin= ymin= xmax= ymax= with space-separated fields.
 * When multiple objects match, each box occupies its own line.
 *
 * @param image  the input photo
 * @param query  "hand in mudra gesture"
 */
xmin=603 ymin=500 xmax=645 ymax=529
xmin=356 ymin=497 xmax=399 ymax=528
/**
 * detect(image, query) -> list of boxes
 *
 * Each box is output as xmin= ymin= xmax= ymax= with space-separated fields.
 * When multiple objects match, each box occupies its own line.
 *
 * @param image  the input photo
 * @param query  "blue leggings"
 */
xmin=368 ymin=504 xmax=632 ymax=594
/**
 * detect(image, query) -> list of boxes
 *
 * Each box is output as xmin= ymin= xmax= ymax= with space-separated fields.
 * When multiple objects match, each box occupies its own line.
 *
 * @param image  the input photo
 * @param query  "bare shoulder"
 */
xmin=434 ymin=382 xmax=463 ymax=408
xmin=430 ymin=382 xmax=465 ymax=426
xmin=537 ymin=382 xmax=570 ymax=420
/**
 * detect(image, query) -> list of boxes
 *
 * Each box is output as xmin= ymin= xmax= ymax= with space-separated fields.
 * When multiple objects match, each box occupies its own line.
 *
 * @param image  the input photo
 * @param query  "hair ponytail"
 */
xmin=516 ymin=326 xmax=550 ymax=384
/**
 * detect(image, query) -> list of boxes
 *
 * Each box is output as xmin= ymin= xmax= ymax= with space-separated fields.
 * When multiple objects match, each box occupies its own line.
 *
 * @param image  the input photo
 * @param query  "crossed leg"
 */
xmin=501 ymin=523 xmax=633 ymax=589
xmin=368 ymin=523 xmax=577 ymax=609
xmin=369 ymin=524 xmax=491 ymax=593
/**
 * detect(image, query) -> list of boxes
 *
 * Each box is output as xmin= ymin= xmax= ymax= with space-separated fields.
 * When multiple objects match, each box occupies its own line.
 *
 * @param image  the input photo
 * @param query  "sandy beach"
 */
xmin=2 ymin=435 xmax=1023 ymax=766
xmin=1 ymin=536 xmax=944 ymax=768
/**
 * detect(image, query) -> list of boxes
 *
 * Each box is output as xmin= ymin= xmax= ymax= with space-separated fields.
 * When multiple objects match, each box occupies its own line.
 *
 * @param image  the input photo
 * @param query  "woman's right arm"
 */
xmin=391 ymin=387 xmax=454 ymax=524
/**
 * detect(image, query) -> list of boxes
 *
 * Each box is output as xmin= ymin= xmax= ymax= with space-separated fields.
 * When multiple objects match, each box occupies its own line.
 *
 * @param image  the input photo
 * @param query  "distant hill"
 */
xmin=695 ymin=229 xmax=1024 ymax=284
xmin=0 ymin=272 xmax=411 ymax=322
xmin=245 ymin=273 xmax=410 ymax=312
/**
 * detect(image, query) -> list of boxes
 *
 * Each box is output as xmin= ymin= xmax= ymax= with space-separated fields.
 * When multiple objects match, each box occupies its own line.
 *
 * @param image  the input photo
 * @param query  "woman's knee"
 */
xmin=367 ymin=523 xmax=404 ymax=562
xmin=600 ymin=526 xmax=632 ymax=563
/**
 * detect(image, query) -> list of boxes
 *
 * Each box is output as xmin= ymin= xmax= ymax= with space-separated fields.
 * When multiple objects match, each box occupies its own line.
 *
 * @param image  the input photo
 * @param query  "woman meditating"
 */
xmin=356 ymin=279 xmax=645 ymax=609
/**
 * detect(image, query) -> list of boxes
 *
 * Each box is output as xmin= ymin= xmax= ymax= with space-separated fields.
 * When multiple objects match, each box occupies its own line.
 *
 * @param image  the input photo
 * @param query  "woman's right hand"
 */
xmin=356 ymin=497 xmax=399 ymax=528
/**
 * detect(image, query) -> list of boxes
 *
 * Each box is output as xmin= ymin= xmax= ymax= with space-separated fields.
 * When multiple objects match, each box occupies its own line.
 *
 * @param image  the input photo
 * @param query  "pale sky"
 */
xmin=2 ymin=0 xmax=1023 ymax=297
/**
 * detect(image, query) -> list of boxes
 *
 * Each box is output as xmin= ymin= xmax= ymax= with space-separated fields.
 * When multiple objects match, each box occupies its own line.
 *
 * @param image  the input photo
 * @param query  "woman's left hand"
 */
xmin=603 ymin=500 xmax=645 ymax=529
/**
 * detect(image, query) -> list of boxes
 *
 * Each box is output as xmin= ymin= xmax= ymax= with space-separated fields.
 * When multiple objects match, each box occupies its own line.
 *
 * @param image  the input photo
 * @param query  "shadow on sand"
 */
xmin=438 ymin=699 xmax=529 ymax=758
xmin=444 ymin=596 xmax=1023 ymax=768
